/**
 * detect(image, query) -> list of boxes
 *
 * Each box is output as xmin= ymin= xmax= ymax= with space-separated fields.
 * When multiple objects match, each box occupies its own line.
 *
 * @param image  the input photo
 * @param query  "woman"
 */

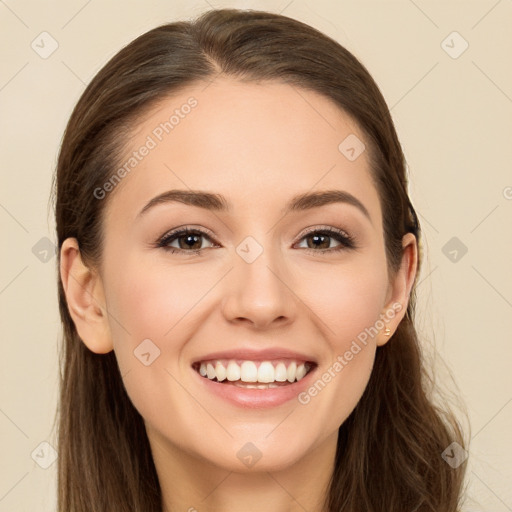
xmin=53 ymin=8 xmax=468 ymax=511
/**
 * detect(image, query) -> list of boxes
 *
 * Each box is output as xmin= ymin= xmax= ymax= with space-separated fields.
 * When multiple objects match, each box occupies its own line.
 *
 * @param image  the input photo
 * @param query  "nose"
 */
xmin=221 ymin=242 xmax=296 ymax=330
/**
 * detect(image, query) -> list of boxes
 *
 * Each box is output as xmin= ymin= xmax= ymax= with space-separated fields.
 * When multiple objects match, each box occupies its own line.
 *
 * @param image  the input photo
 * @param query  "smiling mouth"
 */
xmin=192 ymin=359 xmax=316 ymax=388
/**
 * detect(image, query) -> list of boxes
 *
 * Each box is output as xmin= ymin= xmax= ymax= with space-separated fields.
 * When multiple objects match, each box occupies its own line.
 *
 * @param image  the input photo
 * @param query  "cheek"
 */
xmin=105 ymin=256 xmax=206 ymax=342
xmin=300 ymin=257 xmax=389 ymax=345
xmin=295 ymin=258 xmax=388 ymax=425
xmin=101 ymin=258 xmax=203 ymax=430
xmin=100 ymin=248 xmax=207 ymax=387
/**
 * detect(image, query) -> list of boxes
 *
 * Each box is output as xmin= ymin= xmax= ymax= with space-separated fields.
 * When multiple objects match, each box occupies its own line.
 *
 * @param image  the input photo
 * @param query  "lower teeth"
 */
xmin=233 ymin=382 xmax=281 ymax=389
xmin=210 ymin=379 xmax=293 ymax=389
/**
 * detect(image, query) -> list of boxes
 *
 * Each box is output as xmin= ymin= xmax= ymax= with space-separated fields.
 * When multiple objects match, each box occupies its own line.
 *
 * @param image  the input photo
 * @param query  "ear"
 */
xmin=377 ymin=232 xmax=418 ymax=347
xmin=59 ymin=238 xmax=113 ymax=354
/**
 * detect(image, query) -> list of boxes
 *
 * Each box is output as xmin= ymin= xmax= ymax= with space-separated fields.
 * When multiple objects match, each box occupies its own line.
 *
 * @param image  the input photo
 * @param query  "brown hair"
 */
xmin=52 ymin=8 xmax=469 ymax=511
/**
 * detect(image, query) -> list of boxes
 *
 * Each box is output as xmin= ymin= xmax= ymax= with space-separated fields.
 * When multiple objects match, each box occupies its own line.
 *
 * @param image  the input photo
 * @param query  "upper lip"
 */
xmin=192 ymin=348 xmax=317 ymax=365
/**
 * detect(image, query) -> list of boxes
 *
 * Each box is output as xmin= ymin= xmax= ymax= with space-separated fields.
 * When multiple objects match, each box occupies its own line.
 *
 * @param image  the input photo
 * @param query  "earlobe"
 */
xmin=377 ymin=233 xmax=418 ymax=347
xmin=59 ymin=238 xmax=113 ymax=354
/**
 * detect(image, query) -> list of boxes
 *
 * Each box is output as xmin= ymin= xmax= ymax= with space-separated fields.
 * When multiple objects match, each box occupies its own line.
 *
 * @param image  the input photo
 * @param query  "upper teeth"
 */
xmin=197 ymin=360 xmax=311 ymax=383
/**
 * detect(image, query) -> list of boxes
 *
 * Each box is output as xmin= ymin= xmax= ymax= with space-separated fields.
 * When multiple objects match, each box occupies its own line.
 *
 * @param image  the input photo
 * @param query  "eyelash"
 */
xmin=156 ymin=225 xmax=356 ymax=256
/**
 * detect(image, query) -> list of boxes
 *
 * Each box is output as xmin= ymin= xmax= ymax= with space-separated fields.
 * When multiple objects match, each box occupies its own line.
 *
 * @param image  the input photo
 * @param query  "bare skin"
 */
xmin=60 ymin=77 xmax=417 ymax=512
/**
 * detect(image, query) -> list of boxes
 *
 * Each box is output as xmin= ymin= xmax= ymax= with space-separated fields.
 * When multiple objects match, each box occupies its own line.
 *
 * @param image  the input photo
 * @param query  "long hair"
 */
xmin=52 ymin=8 xmax=469 ymax=511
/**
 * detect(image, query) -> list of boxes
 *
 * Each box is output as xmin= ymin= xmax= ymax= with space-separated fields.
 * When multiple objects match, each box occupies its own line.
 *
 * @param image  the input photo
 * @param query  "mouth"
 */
xmin=191 ymin=358 xmax=317 ymax=389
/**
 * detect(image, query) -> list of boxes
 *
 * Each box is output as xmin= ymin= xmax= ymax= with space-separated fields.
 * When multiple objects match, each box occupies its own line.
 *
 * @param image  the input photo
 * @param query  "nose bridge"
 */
xmin=222 ymin=233 xmax=295 ymax=327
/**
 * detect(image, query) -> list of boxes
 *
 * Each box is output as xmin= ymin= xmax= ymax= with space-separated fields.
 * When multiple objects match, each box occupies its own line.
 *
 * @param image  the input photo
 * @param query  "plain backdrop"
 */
xmin=1 ymin=1 xmax=511 ymax=510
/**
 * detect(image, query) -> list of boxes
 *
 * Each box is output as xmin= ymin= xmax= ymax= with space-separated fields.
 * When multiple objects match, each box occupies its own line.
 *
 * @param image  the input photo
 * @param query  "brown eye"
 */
xmin=158 ymin=227 xmax=217 ymax=254
xmin=303 ymin=232 xmax=337 ymax=250
xmin=295 ymin=227 xmax=355 ymax=254
xmin=174 ymin=232 xmax=204 ymax=250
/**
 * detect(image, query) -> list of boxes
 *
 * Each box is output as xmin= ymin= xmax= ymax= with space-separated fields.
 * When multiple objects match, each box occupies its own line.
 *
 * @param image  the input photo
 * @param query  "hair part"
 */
xmin=53 ymin=8 xmax=468 ymax=511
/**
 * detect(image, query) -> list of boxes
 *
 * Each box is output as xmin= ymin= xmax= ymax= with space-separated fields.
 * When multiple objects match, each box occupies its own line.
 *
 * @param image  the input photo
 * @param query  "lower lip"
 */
xmin=193 ymin=366 xmax=317 ymax=409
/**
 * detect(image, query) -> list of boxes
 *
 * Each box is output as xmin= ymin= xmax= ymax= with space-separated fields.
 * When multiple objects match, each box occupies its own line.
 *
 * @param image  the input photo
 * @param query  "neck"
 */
xmin=147 ymin=426 xmax=337 ymax=512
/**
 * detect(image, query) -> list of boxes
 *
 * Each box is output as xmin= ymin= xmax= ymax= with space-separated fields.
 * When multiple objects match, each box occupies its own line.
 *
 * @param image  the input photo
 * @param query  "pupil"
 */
xmin=181 ymin=234 xmax=201 ymax=249
xmin=177 ymin=233 xmax=331 ymax=251
xmin=309 ymin=234 xmax=329 ymax=249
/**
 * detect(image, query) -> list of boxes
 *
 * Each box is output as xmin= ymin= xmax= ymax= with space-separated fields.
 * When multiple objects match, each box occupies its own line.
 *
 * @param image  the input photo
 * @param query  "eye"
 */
xmin=156 ymin=225 xmax=356 ymax=256
xmin=157 ymin=226 xmax=218 ymax=255
xmin=294 ymin=226 xmax=356 ymax=254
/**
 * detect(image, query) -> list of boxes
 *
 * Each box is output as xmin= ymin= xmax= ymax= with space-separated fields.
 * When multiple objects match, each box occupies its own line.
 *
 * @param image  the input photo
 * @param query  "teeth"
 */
xmin=287 ymin=362 xmax=297 ymax=383
xmin=257 ymin=361 xmax=274 ymax=383
xmin=226 ymin=361 xmax=241 ymax=381
xmin=206 ymin=363 xmax=216 ymax=380
xmin=296 ymin=364 xmax=307 ymax=380
xmin=274 ymin=362 xmax=288 ymax=382
xmin=234 ymin=382 xmax=280 ymax=389
xmin=215 ymin=362 xmax=227 ymax=382
xmin=197 ymin=359 xmax=312 ymax=384
xmin=241 ymin=361 xmax=258 ymax=382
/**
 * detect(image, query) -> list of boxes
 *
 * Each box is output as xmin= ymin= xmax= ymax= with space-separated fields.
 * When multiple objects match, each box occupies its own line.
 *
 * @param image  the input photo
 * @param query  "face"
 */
xmin=83 ymin=78 xmax=409 ymax=472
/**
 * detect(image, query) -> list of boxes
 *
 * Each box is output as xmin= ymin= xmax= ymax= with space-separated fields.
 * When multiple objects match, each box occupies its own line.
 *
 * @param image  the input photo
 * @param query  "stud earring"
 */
xmin=384 ymin=327 xmax=391 ymax=336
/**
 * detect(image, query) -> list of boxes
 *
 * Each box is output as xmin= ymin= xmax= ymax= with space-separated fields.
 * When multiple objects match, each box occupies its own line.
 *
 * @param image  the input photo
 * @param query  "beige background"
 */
xmin=1 ymin=0 xmax=511 ymax=510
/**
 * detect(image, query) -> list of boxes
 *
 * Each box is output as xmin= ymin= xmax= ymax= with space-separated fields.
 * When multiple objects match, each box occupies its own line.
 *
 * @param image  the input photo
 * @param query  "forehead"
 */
xmin=105 ymin=77 xmax=381 ymax=224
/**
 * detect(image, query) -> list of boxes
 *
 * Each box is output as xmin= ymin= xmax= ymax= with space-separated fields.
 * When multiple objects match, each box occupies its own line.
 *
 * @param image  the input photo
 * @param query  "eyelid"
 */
xmin=158 ymin=225 xmax=218 ymax=244
xmin=296 ymin=224 xmax=352 ymax=241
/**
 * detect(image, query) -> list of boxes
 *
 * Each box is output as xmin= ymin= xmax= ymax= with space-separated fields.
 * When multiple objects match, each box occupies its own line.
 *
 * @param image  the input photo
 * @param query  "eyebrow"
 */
xmin=138 ymin=189 xmax=371 ymax=221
